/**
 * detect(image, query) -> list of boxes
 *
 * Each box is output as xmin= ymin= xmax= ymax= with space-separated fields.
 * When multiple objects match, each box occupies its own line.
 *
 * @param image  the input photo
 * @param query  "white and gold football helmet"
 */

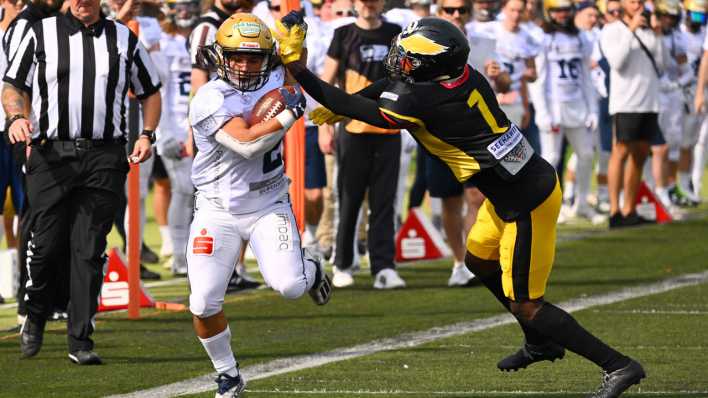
xmin=210 ymin=13 xmax=277 ymax=92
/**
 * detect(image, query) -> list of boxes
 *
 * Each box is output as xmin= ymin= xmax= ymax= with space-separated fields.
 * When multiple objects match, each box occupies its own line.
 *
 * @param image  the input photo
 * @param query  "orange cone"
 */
xmin=98 ymin=248 xmax=155 ymax=312
xmin=395 ymin=208 xmax=452 ymax=262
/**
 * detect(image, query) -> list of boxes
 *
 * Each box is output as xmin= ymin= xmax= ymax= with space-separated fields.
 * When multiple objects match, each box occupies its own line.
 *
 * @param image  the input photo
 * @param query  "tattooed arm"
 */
xmin=2 ymin=82 xmax=32 ymax=144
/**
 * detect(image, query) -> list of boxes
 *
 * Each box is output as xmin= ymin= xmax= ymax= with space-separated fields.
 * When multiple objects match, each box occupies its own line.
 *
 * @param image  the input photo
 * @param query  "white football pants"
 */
xmin=540 ymin=126 xmax=595 ymax=207
xmin=162 ymin=155 xmax=194 ymax=273
xmin=187 ymin=194 xmax=317 ymax=318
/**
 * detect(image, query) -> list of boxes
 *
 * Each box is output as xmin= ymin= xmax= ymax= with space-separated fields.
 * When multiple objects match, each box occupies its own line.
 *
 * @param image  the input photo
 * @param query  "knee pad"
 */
xmin=189 ymin=294 xmax=222 ymax=318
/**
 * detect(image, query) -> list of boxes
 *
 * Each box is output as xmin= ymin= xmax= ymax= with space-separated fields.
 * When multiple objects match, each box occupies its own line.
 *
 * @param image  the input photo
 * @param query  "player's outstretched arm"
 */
xmin=274 ymin=13 xmax=395 ymax=130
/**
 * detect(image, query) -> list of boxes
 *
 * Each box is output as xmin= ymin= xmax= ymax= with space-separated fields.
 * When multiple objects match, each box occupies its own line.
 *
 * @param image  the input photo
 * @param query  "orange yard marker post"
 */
xmin=283 ymin=0 xmax=306 ymax=233
xmin=127 ymin=19 xmax=141 ymax=320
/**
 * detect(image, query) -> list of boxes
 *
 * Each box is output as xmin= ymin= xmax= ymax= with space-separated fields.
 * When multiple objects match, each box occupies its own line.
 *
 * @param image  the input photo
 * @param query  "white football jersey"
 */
xmin=475 ymin=21 xmax=539 ymax=92
xmin=159 ymin=33 xmax=192 ymax=142
xmin=189 ymin=66 xmax=289 ymax=214
xmin=662 ymin=29 xmax=688 ymax=82
xmin=681 ymin=24 xmax=705 ymax=78
xmin=535 ymin=31 xmax=595 ymax=127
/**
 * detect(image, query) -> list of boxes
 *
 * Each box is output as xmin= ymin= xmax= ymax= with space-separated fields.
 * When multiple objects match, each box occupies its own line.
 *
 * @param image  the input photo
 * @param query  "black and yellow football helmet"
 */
xmin=385 ymin=18 xmax=469 ymax=83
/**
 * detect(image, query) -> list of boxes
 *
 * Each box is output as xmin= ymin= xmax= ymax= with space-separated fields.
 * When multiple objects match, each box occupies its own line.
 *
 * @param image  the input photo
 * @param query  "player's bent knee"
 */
xmin=189 ymin=294 xmax=223 ymax=318
xmin=509 ymin=299 xmax=544 ymax=322
xmin=464 ymin=252 xmax=500 ymax=278
xmin=274 ymin=277 xmax=307 ymax=300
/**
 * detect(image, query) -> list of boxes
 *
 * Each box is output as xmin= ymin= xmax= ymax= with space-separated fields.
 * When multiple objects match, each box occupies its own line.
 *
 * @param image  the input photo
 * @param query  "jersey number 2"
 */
xmin=262 ymin=141 xmax=283 ymax=174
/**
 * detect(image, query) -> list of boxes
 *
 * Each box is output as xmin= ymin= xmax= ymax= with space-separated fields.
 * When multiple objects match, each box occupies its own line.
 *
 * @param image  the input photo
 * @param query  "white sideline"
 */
xmin=243 ymin=390 xmax=708 ymax=395
xmin=106 ymin=270 xmax=708 ymax=398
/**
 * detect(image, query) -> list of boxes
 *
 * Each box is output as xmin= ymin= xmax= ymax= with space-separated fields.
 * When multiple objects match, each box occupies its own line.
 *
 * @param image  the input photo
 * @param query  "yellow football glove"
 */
xmin=275 ymin=19 xmax=306 ymax=64
xmin=309 ymin=106 xmax=345 ymax=126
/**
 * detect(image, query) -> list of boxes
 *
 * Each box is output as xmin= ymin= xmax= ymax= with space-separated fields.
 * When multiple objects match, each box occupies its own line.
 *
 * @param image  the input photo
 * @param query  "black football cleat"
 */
xmin=305 ymin=249 xmax=332 ymax=305
xmin=68 ymin=350 xmax=103 ymax=365
xmin=588 ymin=359 xmax=646 ymax=398
xmin=141 ymin=243 xmax=160 ymax=264
xmin=497 ymin=341 xmax=565 ymax=371
xmin=20 ymin=316 xmax=46 ymax=358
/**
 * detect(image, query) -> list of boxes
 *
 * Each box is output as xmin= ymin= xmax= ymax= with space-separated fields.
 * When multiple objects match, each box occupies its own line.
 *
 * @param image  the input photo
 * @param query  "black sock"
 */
xmin=527 ymin=302 xmax=630 ymax=372
xmin=478 ymin=269 xmax=548 ymax=346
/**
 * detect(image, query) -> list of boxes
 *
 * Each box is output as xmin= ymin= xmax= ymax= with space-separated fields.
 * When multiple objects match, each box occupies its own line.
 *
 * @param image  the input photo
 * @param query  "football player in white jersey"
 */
xmin=476 ymin=0 xmax=538 ymax=128
xmin=535 ymin=0 xmax=603 ymax=222
xmin=154 ymin=0 xmax=200 ymax=275
xmin=187 ymin=14 xmax=333 ymax=398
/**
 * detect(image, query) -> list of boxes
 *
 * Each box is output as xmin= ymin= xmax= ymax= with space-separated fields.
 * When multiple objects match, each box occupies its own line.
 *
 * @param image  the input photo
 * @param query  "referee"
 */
xmin=3 ymin=0 xmax=161 ymax=364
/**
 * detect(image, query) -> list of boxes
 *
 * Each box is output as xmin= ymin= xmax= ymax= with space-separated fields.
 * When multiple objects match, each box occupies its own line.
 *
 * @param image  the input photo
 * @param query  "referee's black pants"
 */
xmin=23 ymin=141 xmax=127 ymax=352
xmin=335 ymin=131 xmax=400 ymax=275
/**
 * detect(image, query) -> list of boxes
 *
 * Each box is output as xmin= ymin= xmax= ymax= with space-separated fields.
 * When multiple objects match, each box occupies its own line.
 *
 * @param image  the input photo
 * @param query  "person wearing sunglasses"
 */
xmin=600 ymin=0 xmax=667 ymax=227
xmin=589 ymin=0 xmax=621 ymax=214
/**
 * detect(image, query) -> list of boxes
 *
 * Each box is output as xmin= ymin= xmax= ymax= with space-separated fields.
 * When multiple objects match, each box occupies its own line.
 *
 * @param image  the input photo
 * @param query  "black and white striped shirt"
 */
xmin=3 ymin=11 xmax=162 ymax=141
xmin=2 ymin=4 xmax=53 ymax=62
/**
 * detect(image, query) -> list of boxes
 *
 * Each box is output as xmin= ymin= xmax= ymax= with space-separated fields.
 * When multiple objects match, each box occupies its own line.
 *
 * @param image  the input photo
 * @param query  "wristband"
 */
xmin=5 ymin=114 xmax=27 ymax=132
xmin=275 ymin=110 xmax=297 ymax=131
xmin=140 ymin=129 xmax=156 ymax=143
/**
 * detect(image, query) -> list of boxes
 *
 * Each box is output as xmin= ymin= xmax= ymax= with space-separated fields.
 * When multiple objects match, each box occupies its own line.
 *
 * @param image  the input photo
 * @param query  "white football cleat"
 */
xmin=573 ymin=204 xmax=607 ymax=225
xmin=332 ymin=266 xmax=355 ymax=288
xmin=448 ymin=264 xmax=475 ymax=287
xmin=373 ymin=268 xmax=406 ymax=289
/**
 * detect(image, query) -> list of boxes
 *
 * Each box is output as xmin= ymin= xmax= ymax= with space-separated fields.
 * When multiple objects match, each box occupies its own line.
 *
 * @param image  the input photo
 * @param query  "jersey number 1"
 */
xmin=467 ymin=89 xmax=507 ymax=134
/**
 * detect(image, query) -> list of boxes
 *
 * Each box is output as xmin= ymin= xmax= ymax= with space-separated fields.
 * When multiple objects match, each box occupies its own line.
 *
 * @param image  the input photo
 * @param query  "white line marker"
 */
xmin=242 ymin=389 xmax=708 ymax=396
xmin=106 ymin=270 xmax=708 ymax=398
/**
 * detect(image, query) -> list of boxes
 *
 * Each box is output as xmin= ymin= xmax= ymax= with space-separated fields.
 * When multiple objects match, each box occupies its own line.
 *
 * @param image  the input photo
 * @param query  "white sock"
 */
xmin=199 ymin=326 xmax=238 ymax=376
xmin=678 ymin=172 xmax=692 ymax=193
xmin=303 ymin=224 xmax=317 ymax=247
xmin=598 ymin=185 xmax=609 ymax=202
xmin=159 ymin=225 xmax=170 ymax=243
xmin=563 ymin=181 xmax=575 ymax=202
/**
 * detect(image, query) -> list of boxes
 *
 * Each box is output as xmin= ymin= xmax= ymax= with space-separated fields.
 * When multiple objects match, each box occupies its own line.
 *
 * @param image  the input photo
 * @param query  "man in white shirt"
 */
xmin=599 ymin=0 xmax=666 ymax=227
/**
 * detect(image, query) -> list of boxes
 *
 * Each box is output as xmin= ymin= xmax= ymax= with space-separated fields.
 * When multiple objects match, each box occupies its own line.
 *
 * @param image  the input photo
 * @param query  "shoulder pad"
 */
xmin=190 ymin=85 xmax=225 ymax=133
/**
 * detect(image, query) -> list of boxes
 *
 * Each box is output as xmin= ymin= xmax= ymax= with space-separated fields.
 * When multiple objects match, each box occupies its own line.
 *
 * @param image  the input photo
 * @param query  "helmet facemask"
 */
xmin=216 ymin=45 xmax=275 ymax=92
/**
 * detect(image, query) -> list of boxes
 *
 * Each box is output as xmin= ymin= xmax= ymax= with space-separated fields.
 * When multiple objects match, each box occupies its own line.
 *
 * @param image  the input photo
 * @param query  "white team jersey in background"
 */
xmin=535 ymin=31 xmax=595 ymax=128
xmin=159 ymin=33 xmax=191 ymax=142
xmin=681 ymin=24 xmax=705 ymax=79
xmin=189 ymin=66 xmax=289 ymax=214
xmin=475 ymin=21 xmax=539 ymax=93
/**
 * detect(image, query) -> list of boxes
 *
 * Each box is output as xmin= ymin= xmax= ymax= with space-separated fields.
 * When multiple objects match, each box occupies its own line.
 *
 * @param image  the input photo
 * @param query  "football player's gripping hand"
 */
xmin=281 ymin=85 xmax=307 ymax=119
xmin=275 ymin=85 xmax=307 ymax=130
xmin=275 ymin=11 xmax=307 ymax=64
xmin=309 ymin=106 xmax=345 ymax=125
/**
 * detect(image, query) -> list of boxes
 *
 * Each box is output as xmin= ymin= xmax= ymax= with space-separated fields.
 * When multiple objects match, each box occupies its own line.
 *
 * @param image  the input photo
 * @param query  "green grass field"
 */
xmin=1 ymin=200 xmax=707 ymax=397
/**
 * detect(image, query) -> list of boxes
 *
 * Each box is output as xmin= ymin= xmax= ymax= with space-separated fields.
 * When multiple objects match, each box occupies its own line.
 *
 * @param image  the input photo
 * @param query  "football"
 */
xmin=247 ymin=85 xmax=299 ymax=126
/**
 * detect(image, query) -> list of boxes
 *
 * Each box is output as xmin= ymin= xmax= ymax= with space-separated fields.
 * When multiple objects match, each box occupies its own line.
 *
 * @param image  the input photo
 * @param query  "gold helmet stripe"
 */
xmin=399 ymin=34 xmax=449 ymax=56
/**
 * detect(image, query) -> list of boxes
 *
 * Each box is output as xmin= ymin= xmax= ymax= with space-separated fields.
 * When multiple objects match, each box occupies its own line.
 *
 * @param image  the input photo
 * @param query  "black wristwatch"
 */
xmin=5 ymin=114 xmax=27 ymax=132
xmin=139 ymin=129 xmax=155 ymax=143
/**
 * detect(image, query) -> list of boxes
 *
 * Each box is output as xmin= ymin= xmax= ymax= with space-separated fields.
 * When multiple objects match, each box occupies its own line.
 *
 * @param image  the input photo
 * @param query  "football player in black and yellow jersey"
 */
xmin=275 ymin=13 xmax=646 ymax=397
